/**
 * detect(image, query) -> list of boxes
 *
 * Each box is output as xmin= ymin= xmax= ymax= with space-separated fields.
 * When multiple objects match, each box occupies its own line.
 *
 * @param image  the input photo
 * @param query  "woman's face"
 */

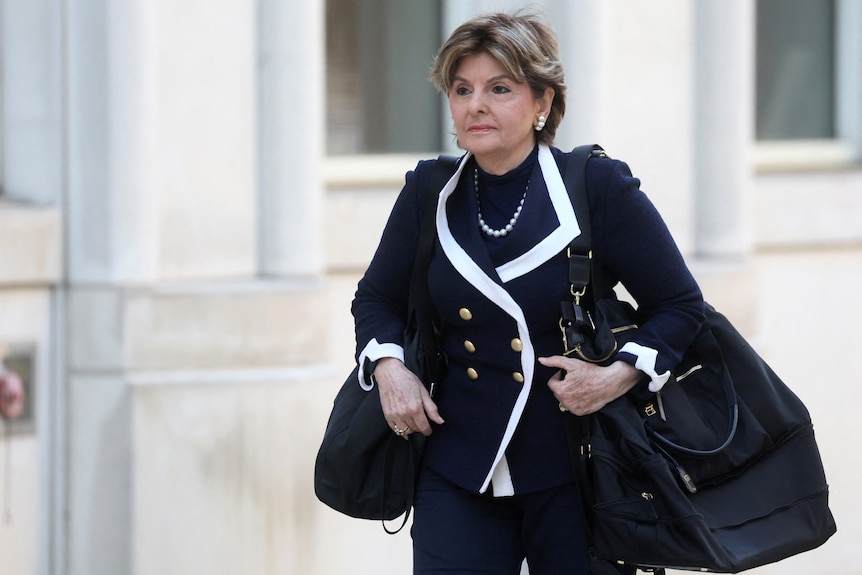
xmin=448 ymin=51 xmax=553 ymax=175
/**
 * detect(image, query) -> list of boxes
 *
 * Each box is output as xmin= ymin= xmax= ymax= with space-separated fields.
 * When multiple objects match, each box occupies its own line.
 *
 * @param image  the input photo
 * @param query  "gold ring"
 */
xmin=393 ymin=425 xmax=408 ymax=436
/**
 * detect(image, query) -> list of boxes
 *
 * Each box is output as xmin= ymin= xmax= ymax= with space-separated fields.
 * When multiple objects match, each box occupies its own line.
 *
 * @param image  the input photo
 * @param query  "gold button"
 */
xmin=467 ymin=367 xmax=479 ymax=380
xmin=512 ymin=372 xmax=525 ymax=383
xmin=510 ymin=338 xmax=523 ymax=352
xmin=459 ymin=308 xmax=473 ymax=321
xmin=464 ymin=340 xmax=476 ymax=353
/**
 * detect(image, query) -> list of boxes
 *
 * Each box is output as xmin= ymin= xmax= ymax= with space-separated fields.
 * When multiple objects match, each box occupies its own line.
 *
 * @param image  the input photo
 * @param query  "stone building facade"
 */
xmin=0 ymin=1 xmax=860 ymax=573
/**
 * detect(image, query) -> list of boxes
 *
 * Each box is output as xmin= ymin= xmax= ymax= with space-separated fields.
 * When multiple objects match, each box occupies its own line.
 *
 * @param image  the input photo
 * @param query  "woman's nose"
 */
xmin=468 ymin=91 xmax=487 ymax=113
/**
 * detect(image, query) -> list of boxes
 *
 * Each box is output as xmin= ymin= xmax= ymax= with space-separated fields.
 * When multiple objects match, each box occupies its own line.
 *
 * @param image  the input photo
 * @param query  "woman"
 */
xmin=351 ymin=11 xmax=704 ymax=574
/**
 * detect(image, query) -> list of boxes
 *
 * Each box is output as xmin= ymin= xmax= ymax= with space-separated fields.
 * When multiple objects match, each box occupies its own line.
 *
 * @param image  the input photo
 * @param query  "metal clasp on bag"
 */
xmin=559 ymin=298 xmax=597 ymax=358
xmin=566 ymin=247 xmax=591 ymax=305
xmin=570 ymin=285 xmax=586 ymax=306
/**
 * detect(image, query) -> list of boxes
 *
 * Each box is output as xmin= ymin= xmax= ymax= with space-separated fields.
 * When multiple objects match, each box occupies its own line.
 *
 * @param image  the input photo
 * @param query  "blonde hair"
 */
xmin=429 ymin=10 xmax=567 ymax=145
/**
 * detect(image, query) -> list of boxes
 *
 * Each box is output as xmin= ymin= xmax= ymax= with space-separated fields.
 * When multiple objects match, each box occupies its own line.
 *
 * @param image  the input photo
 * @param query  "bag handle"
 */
xmin=381 ymin=433 xmax=421 ymax=534
xmin=644 ymin=316 xmax=740 ymax=457
xmin=408 ymin=154 xmax=459 ymax=395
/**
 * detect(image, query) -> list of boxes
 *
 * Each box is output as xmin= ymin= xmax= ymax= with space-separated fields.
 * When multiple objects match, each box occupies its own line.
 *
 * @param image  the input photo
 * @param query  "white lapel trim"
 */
xmin=435 ymin=152 xmax=536 ymax=494
xmin=495 ymin=145 xmax=581 ymax=283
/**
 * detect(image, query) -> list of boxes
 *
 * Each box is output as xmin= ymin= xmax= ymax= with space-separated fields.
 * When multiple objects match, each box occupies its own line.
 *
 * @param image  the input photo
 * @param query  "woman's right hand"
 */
xmin=374 ymin=357 xmax=444 ymax=439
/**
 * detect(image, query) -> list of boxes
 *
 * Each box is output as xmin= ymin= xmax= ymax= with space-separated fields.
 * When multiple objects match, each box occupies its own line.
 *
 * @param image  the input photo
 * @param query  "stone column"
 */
xmin=64 ymin=2 xmax=162 ymax=573
xmin=258 ymin=0 xmax=324 ymax=277
xmin=66 ymin=0 xmax=160 ymax=283
xmin=547 ymin=0 xmax=612 ymax=148
xmin=64 ymin=2 xmax=260 ymax=575
xmin=693 ymin=1 xmax=755 ymax=258
xmin=689 ymin=1 xmax=759 ymax=333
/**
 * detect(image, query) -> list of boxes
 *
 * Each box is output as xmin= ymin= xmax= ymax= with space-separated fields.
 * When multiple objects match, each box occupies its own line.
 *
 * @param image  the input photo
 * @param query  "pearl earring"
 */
xmin=535 ymin=115 xmax=546 ymax=132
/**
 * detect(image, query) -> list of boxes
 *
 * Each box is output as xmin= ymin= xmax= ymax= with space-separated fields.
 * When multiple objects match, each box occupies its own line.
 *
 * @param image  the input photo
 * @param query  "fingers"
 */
xmin=422 ymin=392 xmax=445 ymax=425
xmin=390 ymin=423 xmax=411 ymax=439
xmin=544 ymin=359 xmax=642 ymax=416
xmin=541 ymin=355 xmax=600 ymax=415
xmin=391 ymin=389 xmax=438 ymax=438
xmin=375 ymin=360 xmax=442 ymax=438
xmin=393 ymin=389 xmax=444 ymax=438
xmin=389 ymin=416 xmax=422 ymax=439
xmin=389 ymin=408 xmax=432 ymax=439
xmin=538 ymin=355 xmax=571 ymax=371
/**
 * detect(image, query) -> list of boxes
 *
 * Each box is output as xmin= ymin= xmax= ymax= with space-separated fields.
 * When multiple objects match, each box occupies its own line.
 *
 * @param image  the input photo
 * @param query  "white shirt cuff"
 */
xmin=357 ymin=338 xmax=405 ymax=391
xmin=619 ymin=341 xmax=671 ymax=392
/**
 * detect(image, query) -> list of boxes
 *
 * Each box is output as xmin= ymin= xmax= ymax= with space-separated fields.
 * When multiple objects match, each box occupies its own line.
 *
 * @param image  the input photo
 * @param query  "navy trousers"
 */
xmin=411 ymin=465 xmax=593 ymax=575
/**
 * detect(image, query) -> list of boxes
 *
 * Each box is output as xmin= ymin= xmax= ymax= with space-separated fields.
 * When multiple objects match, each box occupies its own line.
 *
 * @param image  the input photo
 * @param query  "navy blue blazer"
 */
xmin=352 ymin=145 xmax=704 ymax=496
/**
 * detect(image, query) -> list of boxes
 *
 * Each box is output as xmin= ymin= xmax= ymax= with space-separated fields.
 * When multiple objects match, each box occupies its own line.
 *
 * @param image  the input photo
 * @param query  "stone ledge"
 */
xmin=126 ymin=364 xmax=336 ymax=388
xmin=755 ymin=170 xmax=862 ymax=248
xmin=68 ymin=279 xmax=332 ymax=371
xmin=0 ymin=203 xmax=61 ymax=285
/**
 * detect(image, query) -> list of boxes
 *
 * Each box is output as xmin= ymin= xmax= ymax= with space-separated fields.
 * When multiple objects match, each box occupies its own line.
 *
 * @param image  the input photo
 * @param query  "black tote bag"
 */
xmin=313 ymin=309 xmax=445 ymax=526
xmin=314 ymin=155 xmax=458 ymax=530
xmin=314 ymin=365 xmax=426 ymax=524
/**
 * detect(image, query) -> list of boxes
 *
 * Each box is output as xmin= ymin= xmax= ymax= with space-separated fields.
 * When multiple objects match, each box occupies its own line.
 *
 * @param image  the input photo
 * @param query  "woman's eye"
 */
xmin=492 ymin=85 xmax=511 ymax=94
xmin=454 ymin=86 xmax=471 ymax=96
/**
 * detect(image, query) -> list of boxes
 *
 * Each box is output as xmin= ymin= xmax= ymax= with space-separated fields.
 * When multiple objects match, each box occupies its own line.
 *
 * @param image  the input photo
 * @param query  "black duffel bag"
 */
xmin=570 ymin=304 xmax=837 ymax=573
xmin=560 ymin=145 xmax=836 ymax=572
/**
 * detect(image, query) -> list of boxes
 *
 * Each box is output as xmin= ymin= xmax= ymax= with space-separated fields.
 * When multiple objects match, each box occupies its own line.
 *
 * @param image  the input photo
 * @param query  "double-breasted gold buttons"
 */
xmin=512 ymin=372 xmax=525 ymax=383
xmin=467 ymin=367 xmax=479 ymax=380
xmin=459 ymin=307 xmax=473 ymax=321
xmin=510 ymin=338 xmax=523 ymax=352
xmin=464 ymin=340 xmax=476 ymax=353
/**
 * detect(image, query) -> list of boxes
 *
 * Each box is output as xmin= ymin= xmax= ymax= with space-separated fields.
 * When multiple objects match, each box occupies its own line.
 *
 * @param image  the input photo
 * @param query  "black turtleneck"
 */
xmin=473 ymin=146 xmax=539 ymax=244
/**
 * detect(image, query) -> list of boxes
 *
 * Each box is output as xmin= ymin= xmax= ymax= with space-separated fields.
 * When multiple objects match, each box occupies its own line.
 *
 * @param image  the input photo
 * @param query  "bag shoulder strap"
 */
xmin=416 ymin=155 xmax=459 ymax=270
xmin=409 ymin=155 xmax=459 ymax=392
xmin=561 ymin=144 xmax=605 ymax=543
xmin=563 ymin=144 xmax=607 ymax=299
xmin=382 ymin=155 xmax=458 ymax=534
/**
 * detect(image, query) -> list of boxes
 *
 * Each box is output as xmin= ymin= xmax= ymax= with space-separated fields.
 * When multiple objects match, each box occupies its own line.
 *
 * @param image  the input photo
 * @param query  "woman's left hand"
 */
xmin=538 ymin=356 xmax=642 ymax=415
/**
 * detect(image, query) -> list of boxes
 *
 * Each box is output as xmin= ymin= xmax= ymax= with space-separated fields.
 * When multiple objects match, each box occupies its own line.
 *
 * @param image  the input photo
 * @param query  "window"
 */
xmin=756 ymin=0 xmax=836 ymax=141
xmin=326 ymin=0 xmax=444 ymax=155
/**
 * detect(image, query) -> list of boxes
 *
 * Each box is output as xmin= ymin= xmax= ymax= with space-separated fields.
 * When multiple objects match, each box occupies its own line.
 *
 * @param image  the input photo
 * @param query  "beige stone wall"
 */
xmin=0 ymin=206 xmax=60 ymax=573
xmin=1 ymin=1 xmax=860 ymax=574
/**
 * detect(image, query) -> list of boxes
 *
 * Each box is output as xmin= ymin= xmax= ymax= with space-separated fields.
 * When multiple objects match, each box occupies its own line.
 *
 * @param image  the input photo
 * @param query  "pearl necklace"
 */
xmin=475 ymin=167 xmax=528 ymax=238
